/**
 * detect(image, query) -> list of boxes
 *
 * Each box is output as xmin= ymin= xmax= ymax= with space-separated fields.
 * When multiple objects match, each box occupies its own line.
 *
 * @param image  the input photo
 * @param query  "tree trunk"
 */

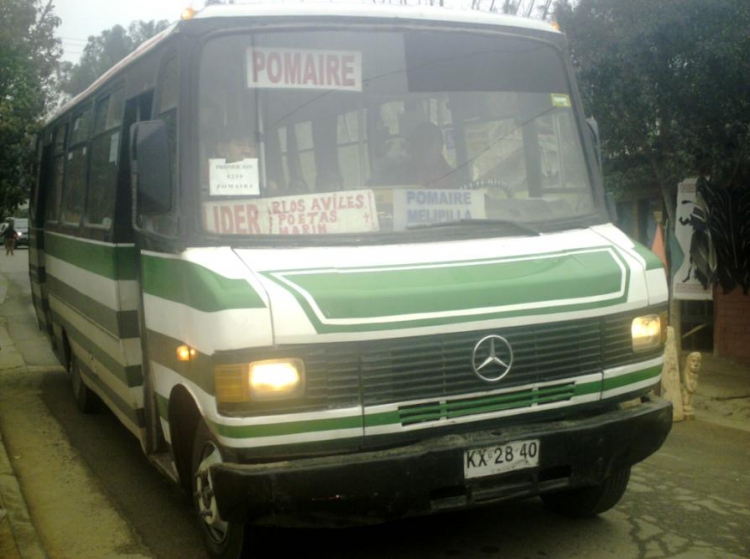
xmin=650 ymin=160 xmax=682 ymax=360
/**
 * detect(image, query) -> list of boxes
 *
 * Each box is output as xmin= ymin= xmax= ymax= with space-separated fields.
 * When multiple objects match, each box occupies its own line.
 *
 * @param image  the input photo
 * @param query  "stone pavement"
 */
xmin=0 ymin=304 xmax=47 ymax=558
xmin=0 ymin=260 xmax=749 ymax=556
xmin=691 ymin=352 xmax=750 ymax=433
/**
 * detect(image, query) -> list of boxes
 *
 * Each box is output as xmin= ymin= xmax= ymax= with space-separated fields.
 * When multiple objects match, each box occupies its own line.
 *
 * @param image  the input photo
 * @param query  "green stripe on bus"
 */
xmin=47 ymin=275 xmax=139 ymax=338
xmin=45 ymin=233 xmax=136 ymax=280
xmin=146 ymin=329 xmax=213 ymax=393
xmin=211 ymin=415 xmax=362 ymax=439
xmin=280 ymin=250 xmax=624 ymax=318
xmin=263 ymin=248 xmax=630 ymax=333
xmin=141 ymin=255 xmax=266 ymax=312
xmin=364 ymin=378 xmax=603 ymax=428
xmin=603 ymin=364 xmax=661 ymax=391
xmin=50 ymin=308 xmax=143 ymax=388
xmin=631 ymin=242 xmax=665 ymax=271
xmin=157 ymin=393 xmax=169 ymax=422
xmin=29 ymin=228 xmax=44 ymax=250
xmin=364 ymin=410 xmax=400 ymax=427
xmin=295 ymin=300 xmax=630 ymax=333
xmin=80 ymin=357 xmax=145 ymax=428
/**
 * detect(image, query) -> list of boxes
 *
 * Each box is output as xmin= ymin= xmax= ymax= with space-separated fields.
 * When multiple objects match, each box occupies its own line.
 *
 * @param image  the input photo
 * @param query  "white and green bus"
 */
xmin=30 ymin=3 xmax=672 ymax=557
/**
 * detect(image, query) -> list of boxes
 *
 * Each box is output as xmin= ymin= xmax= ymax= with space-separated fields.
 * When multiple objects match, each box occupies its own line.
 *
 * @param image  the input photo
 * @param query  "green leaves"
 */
xmin=59 ymin=19 xmax=169 ymax=98
xmin=0 ymin=0 xmax=61 ymax=218
xmin=555 ymin=0 xmax=750 ymax=228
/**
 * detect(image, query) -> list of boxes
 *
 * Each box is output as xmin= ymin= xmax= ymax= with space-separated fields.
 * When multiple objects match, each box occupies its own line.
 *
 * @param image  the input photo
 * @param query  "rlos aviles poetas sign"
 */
xmin=203 ymin=190 xmax=379 ymax=235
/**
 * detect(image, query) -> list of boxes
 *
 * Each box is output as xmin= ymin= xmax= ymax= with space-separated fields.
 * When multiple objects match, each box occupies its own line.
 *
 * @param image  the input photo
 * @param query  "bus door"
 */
xmin=127 ymin=54 xmax=180 ymax=458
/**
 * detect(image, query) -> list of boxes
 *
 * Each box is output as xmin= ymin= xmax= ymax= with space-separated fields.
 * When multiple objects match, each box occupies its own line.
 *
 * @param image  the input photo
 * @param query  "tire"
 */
xmin=192 ymin=421 xmax=246 ymax=559
xmin=540 ymin=466 xmax=631 ymax=518
xmin=69 ymin=353 xmax=99 ymax=413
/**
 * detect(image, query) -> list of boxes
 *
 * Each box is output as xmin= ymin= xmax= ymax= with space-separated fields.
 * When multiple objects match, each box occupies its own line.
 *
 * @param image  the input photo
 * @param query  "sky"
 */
xmin=54 ymin=0 xmax=194 ymax=62
xmin=53 ymin=0 xmax=542 ymax=63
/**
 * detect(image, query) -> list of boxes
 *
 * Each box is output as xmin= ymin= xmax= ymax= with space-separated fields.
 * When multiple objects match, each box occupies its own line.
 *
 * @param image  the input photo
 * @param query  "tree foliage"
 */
xmin=59 ymin=19 xmax=170 ymax=98
xmin=555 ymin=0 xmax=750 ymax=225
xmin=556 ymin=0 xmax=750 ymax=292
xmin=0 ymin=0 xmax=60 ymax=218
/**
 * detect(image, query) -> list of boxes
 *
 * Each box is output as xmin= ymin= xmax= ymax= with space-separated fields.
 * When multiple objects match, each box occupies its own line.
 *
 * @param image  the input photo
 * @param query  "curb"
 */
xmin=0 ymin=273 xmax=48 ymax=559
xmin=1 ymin=507 xmax=21 ymax=559
xmin=0 ymin=431 xmax=47 ymax=559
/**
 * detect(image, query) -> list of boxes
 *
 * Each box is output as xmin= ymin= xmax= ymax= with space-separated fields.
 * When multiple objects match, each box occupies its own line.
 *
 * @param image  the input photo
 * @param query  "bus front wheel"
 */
xmin=192 ymin=421 xmax=246 ymax=559
xmin=540 ymin=466 xmax=631 ymax=518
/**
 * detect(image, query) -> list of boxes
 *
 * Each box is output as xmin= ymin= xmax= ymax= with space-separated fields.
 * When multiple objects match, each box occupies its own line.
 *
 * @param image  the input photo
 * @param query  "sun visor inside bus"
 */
xmin=404 ymin=31 xmax=567 ymax=94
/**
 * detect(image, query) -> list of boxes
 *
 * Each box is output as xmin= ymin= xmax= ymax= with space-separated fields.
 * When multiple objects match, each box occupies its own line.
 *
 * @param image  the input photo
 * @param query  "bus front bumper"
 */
xmin=211 ymin=396 xmax=672 ymax=526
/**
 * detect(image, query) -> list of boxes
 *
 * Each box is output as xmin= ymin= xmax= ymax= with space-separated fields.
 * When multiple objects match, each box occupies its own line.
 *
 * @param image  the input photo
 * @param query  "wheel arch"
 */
xmin=60 ymin=329 xmax=73 ymax=371
xmin=168 ymin=384 xmax=204 ymax=493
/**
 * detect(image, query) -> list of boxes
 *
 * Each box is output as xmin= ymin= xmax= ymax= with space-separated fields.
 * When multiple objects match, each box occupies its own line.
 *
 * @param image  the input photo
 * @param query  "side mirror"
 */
xmin=130 ymin=120 xmax=172 ymax=215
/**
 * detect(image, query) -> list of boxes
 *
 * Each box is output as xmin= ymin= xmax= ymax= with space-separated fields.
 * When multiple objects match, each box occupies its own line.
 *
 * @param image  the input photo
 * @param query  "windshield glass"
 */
xmin=198 ymin=29 xmax=595 ymax=237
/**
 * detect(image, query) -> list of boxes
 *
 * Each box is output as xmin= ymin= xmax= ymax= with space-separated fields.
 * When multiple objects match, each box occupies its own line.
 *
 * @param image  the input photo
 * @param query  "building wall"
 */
xmin=714 ymin=287 xmax=750 ymax=364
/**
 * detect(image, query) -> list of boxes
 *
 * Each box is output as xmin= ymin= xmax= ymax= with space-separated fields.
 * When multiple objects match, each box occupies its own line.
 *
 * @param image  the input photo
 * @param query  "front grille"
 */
xmin=359 ymin=319 xmax=603 ymax=405
xmin=228 ymin=309 xmax=663 ymax=417
xmin=398 ymin=381 xmax=576 ymax=426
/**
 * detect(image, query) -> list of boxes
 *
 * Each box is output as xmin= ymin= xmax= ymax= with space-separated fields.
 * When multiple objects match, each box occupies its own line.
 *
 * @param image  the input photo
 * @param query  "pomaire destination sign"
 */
xmin=247 ymin=47 xmax=362 ymax=91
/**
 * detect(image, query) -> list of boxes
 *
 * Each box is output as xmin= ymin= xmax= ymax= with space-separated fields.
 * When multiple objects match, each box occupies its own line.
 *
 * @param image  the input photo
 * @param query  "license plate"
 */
xmin=463 ymin=439 xmax=540 ymax=479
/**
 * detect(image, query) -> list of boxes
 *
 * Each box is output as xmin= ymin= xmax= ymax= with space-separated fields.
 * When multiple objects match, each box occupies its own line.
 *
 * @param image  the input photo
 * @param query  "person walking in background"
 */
xmin=3 ymin=219 xmax=17 ymax=256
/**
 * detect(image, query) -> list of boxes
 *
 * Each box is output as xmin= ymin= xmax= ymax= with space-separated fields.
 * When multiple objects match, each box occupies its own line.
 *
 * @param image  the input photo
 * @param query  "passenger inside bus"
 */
xmin=215 ymin=134 xmax=257 ymax=164
xmin=202 ymin=123 xmax=276 ymax=196
xmin=378 ymin=122 xmax=461 ymax=189
xmin=204 ymin=122 xmax=258 ymax=163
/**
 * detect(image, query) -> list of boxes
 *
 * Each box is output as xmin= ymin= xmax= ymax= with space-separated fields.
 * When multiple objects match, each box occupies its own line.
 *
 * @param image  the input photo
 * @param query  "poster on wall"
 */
xmin=672 ymin=179 xmax=713 ymax=301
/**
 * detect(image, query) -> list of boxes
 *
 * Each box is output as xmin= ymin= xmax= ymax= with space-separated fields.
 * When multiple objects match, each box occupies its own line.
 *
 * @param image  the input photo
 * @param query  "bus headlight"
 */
xmin=214 ymin=359 xmax=305 ymax=404
xmin=631 ymin=313 xmax=667 ymax=352
xmin=249 ymin=359 xmax=304 ymax=400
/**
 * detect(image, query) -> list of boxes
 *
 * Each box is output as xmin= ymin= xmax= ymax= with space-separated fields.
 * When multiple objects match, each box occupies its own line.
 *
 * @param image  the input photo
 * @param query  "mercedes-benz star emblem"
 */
xmin=471 ymin=335 xmax=514 ymax=382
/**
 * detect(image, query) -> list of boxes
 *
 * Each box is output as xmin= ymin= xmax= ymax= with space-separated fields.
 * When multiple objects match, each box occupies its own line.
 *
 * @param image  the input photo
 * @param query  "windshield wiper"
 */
xmin=407 ymin=218 xmax=540 ymax=236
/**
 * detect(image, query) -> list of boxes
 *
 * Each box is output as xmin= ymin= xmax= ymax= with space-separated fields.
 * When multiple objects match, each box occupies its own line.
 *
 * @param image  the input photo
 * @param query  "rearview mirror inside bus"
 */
xmin=130 ymin=120 xmax=172 ymax=215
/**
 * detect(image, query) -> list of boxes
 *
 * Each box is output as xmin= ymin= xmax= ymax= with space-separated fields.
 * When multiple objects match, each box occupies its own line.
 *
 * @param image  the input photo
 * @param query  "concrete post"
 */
xmin=661 ymin=326 xmax=685 ymax=421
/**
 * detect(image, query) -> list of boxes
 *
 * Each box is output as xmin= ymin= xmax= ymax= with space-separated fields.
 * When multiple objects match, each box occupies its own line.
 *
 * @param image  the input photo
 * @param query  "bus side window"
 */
xmin=156 ymin=55 xmax=178 ymax=182
xmin=86 ymin=88 xmax=124 ymax=228
xmin=62 ymin=108 xmax=93 ymax=226
xmin=144 ymin=55 xmax=178 ymax=236
xmin=45 ymin=123 xmax=67 ymax=223
xmin=32 ymin=134 xmax=51 ymax=228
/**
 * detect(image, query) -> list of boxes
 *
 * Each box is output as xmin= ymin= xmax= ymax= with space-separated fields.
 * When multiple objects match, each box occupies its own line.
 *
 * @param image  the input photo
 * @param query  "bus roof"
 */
xmin=192 ymin=2 xmax=560 ymax=34
xmin=53 ymin=23 xmax=178 ymax=121
xmin=51 ymin=2 xmax=559 ymax=124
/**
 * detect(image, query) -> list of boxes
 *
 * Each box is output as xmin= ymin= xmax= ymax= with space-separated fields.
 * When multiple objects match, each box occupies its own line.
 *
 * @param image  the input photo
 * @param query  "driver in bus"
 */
xmin=379 ymin=122 xmax=461 ymax=189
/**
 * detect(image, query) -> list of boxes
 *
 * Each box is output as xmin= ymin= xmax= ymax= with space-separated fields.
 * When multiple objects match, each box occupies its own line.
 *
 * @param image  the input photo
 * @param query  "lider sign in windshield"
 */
xmin=203 ymin=190 xmax=379 ymax=235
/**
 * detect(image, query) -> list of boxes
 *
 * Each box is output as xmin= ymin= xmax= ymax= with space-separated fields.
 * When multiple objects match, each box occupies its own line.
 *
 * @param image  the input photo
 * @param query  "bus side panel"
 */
xmin=29 ymin=143 xmax=52 ymax=336
xmin=138 ymin=249 xmax=276 ymax=448
xmin=29 ymin=228 xmax=50 ymax=335
xmin=44 ymin=231 xmax=147 ymax=444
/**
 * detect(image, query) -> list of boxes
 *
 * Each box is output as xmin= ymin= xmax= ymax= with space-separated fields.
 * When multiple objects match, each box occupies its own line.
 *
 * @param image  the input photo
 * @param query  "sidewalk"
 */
xmin=691 ymin=352 xmax=750 ymax=432
xmin=0 ymin=304 xmax=47 ymax=558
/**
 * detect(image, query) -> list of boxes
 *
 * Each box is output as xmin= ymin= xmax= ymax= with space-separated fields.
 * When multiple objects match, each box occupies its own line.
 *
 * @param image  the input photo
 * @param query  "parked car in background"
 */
xmin=12 ymin=218 xmax=29 ymax=248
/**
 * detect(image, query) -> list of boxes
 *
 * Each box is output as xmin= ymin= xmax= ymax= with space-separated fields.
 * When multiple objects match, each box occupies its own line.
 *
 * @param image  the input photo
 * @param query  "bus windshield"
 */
xmin=198 ymin=28 xmax=595 ymax=237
